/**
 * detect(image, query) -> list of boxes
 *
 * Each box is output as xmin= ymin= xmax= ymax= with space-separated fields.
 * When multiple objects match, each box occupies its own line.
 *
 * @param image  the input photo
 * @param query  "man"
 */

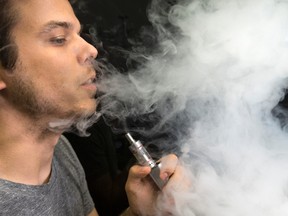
xmin=0 ymin=0 xmax=182 ymax=215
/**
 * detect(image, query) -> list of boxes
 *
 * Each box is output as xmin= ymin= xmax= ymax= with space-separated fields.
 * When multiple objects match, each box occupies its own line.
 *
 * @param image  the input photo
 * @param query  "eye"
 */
xmin=50 ymin=37 xmax=67 ymax=46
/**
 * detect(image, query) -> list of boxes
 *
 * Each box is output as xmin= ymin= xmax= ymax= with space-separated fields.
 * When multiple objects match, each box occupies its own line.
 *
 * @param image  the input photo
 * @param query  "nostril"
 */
xmin=81 ymin=57 xmax=92 ymax=68
xmin=86 ymin=56 xmax=95 ymax=65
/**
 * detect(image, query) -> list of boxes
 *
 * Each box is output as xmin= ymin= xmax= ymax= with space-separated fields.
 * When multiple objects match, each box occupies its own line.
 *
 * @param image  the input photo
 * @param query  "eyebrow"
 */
xmin=40 ymin=21 xmax=76 ymax=34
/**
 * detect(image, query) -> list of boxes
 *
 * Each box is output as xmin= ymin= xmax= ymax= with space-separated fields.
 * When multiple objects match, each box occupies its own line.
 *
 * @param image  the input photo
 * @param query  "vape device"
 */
xmin=125 ymin=133 xmax=168 ymax=190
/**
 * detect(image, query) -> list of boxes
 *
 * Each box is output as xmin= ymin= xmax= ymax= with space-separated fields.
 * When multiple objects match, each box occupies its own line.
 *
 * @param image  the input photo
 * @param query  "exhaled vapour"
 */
xmin=98 ymin=0 xmax=288 ymax=215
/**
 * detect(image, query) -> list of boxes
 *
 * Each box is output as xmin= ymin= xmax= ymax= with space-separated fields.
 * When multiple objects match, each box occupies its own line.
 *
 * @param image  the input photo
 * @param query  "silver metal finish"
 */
xmin=125 ymin=133 xmax=168 ymax=190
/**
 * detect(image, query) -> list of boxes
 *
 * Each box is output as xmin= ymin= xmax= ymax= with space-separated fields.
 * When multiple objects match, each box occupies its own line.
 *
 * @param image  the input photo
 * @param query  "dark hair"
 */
xmin=0 ymin=0 xmax=20 ymax=70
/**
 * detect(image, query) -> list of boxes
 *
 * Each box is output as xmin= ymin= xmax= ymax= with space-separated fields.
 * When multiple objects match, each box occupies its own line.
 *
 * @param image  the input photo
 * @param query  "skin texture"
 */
xmin=0 ymin=1 xmax=185 ymax=216
xmin=0 ymin=0 xmax=98 ymax=183
xmin=0 ymin=0 xmax=99 ymax=215
xmin=2 ymin=0 xmax=98 ymax=121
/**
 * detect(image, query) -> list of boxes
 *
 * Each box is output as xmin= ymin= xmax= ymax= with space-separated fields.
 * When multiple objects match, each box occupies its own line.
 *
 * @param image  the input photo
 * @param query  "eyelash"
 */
xmin=50 ymin=37 xmax=67 ymax=46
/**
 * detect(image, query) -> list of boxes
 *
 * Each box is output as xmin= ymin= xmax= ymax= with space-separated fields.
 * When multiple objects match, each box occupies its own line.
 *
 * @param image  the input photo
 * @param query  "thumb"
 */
xmin=126 ymin=165 xmax=151 ymax=192
xmin=128 ymin=165 xmax=151 ymax=179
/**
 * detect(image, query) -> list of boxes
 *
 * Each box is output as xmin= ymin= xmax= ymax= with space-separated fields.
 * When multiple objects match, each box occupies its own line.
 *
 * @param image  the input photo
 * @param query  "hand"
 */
xmin=125 ymin=154 xmax=182 ymax=216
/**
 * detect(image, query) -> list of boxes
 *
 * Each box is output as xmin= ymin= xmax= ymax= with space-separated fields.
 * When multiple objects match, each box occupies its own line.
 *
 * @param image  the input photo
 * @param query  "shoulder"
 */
xmin=54 ymin=135 xmax=84 ymax=176
xmin=55 ymin=135 xmax=78 ymax=160
xmin=53 ymin=136 xmax=95 ymax=215
xmin=56 ymin=135 xmax=75 ymax=152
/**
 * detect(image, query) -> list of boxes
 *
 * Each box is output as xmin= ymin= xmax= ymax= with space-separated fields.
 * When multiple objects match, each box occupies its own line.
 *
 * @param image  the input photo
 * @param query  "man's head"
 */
xmin=0 ymin=0 xmax=98 ymax=130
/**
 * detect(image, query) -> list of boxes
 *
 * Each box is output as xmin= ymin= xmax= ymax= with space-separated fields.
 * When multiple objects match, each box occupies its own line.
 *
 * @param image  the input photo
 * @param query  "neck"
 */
xmin=0 ymin=105 xmax=63 ymax=185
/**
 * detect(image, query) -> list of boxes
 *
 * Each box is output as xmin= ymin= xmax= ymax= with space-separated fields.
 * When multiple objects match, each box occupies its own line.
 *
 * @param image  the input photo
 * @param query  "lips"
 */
xmin=83 ymin=77 xmax=96 ymax=85
xmin=81 ymin=75 xmax=97 ymax=93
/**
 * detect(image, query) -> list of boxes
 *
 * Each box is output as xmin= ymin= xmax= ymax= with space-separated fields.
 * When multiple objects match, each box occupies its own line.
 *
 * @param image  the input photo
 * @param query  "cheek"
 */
xmin=25 ymin=59 xmax=73 ymax=88
xmin=16 ymin=46 xmax=82 ymax=97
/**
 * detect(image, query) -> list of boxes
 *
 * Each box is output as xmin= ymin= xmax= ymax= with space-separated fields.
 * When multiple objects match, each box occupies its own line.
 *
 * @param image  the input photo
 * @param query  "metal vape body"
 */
xmin=125 ymin=133 xmax=168 ymax=190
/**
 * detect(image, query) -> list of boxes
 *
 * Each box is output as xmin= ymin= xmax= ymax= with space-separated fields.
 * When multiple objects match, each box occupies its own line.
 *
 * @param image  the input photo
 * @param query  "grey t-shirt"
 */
xmin=0 ymin=136 xmax=95 ymax=216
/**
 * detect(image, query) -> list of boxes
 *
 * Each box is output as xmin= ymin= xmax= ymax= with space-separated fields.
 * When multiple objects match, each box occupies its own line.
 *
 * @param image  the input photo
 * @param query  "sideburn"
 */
xmin=1 ymin=63 xmax=48 ymax=120
xmin=0 ymin=42 xmax=18 ymax=70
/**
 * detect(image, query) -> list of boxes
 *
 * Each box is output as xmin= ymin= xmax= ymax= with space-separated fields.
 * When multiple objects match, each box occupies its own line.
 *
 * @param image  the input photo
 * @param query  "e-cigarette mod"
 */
xmin=125 ymin=133 xmax=168 ymax=190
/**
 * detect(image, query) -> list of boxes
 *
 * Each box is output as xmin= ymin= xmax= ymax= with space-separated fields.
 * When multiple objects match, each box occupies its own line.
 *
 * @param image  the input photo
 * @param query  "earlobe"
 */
xmin=0 ymin=81 xmax=6 ymax=90
xmin=0 ymin=70 xmax=7 ymax=90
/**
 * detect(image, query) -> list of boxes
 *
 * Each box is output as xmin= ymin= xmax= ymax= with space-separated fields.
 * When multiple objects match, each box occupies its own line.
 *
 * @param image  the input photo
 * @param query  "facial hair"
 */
xmin=4 ymin=61 xmax=81 ymax=122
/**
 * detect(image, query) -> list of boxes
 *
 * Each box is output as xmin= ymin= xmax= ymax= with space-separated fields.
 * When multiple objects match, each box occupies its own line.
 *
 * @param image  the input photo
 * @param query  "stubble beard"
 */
xmin=8 ymin=69 xmax=59 ymax=120
xmin=6 ymin=61 xmax=98 ymax=133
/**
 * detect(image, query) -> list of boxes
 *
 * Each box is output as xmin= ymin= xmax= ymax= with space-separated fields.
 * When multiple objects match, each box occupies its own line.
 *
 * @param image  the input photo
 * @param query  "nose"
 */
xmin=77 ymin=36 xmax=98 ymax=66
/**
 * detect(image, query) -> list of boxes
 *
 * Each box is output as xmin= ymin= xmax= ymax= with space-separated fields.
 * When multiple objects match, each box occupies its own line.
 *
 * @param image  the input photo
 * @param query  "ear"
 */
xmin=0 ymin=80 xmax=6 ymax=90
xmin=0 ymin=70 xmax=7 ymax=90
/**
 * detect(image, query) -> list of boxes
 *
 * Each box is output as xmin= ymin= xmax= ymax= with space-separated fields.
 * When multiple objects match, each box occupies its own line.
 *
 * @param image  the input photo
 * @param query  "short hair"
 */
xmin=0 ymin=0 xmax=19 ymax=70
xmin=0 ymin=0 xmax=76 ymax=70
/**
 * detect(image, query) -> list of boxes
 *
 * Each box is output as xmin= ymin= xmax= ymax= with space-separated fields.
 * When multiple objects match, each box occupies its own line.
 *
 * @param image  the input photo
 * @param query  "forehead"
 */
xmin=14 ymin=0 xmax=79 ymax=32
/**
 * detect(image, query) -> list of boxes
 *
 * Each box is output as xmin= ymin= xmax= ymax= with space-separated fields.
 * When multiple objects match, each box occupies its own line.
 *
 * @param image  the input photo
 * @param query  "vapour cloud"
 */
xmin=97 ymin=0 xmax=288 ymax=215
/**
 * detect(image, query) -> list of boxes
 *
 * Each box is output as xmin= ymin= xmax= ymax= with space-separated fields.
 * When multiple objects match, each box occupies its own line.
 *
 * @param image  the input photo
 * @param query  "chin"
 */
xmin=78 ymin=101 xmax=97 ymax=117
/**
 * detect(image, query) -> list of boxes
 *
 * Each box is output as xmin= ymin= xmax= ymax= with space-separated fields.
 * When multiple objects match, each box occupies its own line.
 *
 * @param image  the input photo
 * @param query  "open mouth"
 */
xmin=81 ymin=76 xmax=97 ymax=93
xmin=83 ymin=77 xmax=97 ymax=85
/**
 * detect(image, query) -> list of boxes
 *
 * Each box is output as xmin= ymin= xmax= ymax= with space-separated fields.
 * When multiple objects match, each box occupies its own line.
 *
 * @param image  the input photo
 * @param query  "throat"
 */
xmin=0 ymin=135 xmax=57 ymax=185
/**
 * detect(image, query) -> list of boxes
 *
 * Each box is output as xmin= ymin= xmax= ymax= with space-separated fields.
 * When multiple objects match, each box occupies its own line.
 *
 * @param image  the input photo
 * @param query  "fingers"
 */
xmin=125 ymin=154 xmax=190 ymax=216
xmin=158 ymin=154 xmax=178 ymax=180
xmin=125 ymin=165 xmax=158 ymax=216
xmin=128 ymin=165 xmax=151 ymax=179
xmin=126 ymin=154 xmax=182 ymax=191
xmin=125 ymin=165 xmax=151 ymax=191
xmin=158 ymin=154 xmax=192 ymax=191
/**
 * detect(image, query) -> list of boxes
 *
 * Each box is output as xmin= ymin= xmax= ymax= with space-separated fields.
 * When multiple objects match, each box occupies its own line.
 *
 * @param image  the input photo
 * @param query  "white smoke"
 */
xmin=98 ymin=0 xmax=288 ymax=215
